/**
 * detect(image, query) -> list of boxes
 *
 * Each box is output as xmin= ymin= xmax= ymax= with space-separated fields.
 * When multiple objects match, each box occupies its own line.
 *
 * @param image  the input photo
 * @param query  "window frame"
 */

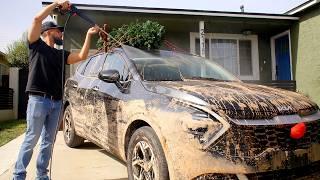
xmin=190 ymin=32 xmax=260 ymax=80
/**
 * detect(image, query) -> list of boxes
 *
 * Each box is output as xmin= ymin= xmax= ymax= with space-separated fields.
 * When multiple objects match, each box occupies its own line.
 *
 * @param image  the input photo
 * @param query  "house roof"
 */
xmin=285 ymin=0 xmax=320 ymax=15
xmin=42 ymin=1 xmax=299 ymax=20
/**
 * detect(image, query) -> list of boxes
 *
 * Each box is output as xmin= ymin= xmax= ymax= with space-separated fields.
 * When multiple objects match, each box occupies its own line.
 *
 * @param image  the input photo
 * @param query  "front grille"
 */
xmin=246 ymin=161 xmax=320 ymax=180
xmin=193 ymin=173 xmax=238 ymax=180
xmin=207 ymin=120 xmax=320 ymax=166
xmin=216 ymin=106 xmax=318 ymax=120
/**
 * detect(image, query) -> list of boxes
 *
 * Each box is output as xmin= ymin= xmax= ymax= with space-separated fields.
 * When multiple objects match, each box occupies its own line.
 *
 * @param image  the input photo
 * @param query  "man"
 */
xmin=13 ymin=0 xmax=99 ymax=179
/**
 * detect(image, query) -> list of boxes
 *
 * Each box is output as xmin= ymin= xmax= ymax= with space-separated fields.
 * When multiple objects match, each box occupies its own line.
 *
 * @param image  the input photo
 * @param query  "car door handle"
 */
xmin=92 ymin=86 xmax=99 ymax=91
xmin=72 ymin=84 xmax=78 ymax=88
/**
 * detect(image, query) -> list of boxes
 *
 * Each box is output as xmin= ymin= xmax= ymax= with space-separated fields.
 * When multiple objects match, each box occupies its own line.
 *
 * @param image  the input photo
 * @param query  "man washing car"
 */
xmin=12 ymin=0 xmax=99 ymax=179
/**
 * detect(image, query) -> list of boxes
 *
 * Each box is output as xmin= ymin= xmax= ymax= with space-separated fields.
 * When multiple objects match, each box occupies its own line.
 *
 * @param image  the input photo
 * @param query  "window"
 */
xmin=70 ymin=49 xmax=98 ymax=77
xmin=83 ymin=54 xmax=106 ymax=77
xmin=88 ymin=54 xmax=107 ymax=76
xmin=239 ymin=40 xmax=253 ymax=76
xmin=191 ymin=33 xmax=259 ymax=80
xmin=103 ymin=53 xmax=130 ymax=81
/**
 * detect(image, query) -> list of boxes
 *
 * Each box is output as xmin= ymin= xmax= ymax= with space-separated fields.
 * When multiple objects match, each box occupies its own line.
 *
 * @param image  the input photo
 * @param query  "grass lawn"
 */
xmin=0 ymin=119 xmax=26 ymax=147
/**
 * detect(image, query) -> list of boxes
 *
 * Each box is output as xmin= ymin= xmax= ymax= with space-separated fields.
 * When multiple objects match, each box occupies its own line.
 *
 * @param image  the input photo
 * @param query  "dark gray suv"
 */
xmin=62 ymin=45 xmax=320 ymax=180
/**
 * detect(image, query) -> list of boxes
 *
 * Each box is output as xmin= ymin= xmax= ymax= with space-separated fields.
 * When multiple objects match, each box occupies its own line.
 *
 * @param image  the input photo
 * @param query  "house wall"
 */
xmin=291 ymin=5 xmax=320 ymax=105
xmin=60 ymin=13 xmax=290 ymax=81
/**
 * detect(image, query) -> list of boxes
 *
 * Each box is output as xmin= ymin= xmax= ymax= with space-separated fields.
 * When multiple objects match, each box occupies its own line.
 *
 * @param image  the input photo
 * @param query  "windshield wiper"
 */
xmin=185 ymin=77 xmax=225 ymax=81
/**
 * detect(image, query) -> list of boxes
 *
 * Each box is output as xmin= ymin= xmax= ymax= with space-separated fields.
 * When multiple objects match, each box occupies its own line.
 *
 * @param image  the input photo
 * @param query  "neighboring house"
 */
xmin=0 ymin=51 xmax=14 ymax=121
xmin=42 ymin=0 xmax=319 ymax=104
xmin=0 ymin=51 xmax=9 ymax=88
xmin=286 ymin=0 xmax=320 ymax=105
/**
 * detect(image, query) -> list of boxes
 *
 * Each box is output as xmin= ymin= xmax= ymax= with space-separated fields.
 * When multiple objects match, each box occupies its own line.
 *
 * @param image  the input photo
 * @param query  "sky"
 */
xmin=0 ymin=0 xmax=308 ymax=52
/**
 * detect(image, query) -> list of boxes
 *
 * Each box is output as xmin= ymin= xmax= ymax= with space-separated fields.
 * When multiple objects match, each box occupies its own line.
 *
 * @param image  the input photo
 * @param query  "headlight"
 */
xmin=186 ymin=106 xmax=223 ymax=144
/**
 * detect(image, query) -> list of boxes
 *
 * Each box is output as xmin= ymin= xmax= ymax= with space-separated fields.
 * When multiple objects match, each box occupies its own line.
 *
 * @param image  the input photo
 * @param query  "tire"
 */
xmin=127 ymin=126 xmax=169 ymax=180
xmin=63 ymin=106 xmax=84 ymax=148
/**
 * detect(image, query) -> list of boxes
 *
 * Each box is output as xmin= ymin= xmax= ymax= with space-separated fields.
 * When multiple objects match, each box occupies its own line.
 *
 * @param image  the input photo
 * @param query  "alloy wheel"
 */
xmin=64 ymin=110 xmax=72 ymax=142
xmin=132 ymin=141 xmax=159 ymax=180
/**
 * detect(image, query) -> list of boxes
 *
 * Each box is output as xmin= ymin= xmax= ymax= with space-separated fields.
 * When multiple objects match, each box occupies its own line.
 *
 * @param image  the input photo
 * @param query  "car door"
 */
xmin=65 ymin=60 xmax=88 ymax=136
xmin=91 ymin=52 xmax=132 ymax=153
xmin=81 ymin=54 xmax=107 ymax=140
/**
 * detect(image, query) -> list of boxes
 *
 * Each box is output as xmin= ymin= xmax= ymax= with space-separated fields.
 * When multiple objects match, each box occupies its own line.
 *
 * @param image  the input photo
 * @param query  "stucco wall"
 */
xmin=291 ymin=5 xmax=320 ymax=105
xmin=0 ymin=110 xmax=14 ymax=122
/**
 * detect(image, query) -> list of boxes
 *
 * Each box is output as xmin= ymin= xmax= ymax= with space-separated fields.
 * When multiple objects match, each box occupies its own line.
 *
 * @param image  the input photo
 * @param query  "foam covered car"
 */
xmin=62 ymin=45 xmax=320 ymax=179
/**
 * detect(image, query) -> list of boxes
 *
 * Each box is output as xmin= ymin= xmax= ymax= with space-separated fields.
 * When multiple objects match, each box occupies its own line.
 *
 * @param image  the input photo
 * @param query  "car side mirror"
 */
xmin=98 ymin=70 xmax=120 ymax=83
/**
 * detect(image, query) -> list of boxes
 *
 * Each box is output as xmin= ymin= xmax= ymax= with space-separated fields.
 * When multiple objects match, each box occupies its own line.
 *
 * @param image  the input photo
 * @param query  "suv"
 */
xmin=63 ymin=45 xmax=320 ymax=179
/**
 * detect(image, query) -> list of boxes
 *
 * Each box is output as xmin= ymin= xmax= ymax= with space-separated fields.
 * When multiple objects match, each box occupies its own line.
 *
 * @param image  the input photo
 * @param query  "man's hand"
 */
xmin=54 ymin=0 xmax=70 ymax=10
xmin=87 ymin=25 xmax=100 ymax=36
xmin=67 ymin=25 xmax=99 ymax=64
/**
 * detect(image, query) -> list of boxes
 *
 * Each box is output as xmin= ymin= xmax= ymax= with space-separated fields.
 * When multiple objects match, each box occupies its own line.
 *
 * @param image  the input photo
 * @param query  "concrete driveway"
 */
xmin=0 ymin=132 xmax=128 ymax=180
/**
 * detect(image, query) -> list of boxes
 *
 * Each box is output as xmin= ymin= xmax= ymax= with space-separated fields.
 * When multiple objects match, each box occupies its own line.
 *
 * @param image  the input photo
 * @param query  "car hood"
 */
xmin=143 ymin=80 xmax=318 ymax=119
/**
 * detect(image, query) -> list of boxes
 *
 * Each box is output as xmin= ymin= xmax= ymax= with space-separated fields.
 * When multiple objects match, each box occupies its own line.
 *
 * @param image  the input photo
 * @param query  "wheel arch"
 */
xmin=124 ymin=119 xmax=151 ymax=158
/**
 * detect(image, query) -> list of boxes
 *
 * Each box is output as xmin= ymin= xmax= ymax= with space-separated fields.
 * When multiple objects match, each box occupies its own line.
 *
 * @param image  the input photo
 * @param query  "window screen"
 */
xmin=239 ymin=40 xmax=253 ymax=76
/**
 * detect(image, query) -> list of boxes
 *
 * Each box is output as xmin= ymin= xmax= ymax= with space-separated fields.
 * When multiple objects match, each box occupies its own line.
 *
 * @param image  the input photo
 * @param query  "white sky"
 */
xmin=0 ymin=0 xmax=307 ymax=52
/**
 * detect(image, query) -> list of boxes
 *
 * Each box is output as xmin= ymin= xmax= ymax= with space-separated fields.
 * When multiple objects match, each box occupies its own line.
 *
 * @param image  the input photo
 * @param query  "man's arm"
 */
xmin=67 ymin=26 xmax=99 ymax=64
xmin=28 ymin=0 xmax=70 ymax=44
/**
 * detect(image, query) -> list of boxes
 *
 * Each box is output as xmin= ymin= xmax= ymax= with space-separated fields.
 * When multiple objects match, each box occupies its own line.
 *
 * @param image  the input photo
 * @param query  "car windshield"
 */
xmin=122 ymin=45 xmax=239 ymax=82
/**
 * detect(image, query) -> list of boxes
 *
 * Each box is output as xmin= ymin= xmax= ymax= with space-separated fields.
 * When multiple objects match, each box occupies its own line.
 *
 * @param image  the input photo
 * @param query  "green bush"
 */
xmin=6 ymin=33 xmax=28 ymax=69
xmin=97 ymin=20 xmax=165 ymax=50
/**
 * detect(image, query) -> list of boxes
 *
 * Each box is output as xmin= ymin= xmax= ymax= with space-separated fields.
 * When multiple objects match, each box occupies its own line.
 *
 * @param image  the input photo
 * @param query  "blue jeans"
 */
xmin=13 ymin=95 xmax=62 ymax=180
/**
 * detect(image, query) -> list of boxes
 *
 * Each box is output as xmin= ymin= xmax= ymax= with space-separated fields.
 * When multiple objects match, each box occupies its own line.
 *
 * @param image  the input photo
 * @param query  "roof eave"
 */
xmin=285 ymin=0 xmax=320 ymax=15
xmin=42 ymin=1 xmax=299 ymax=20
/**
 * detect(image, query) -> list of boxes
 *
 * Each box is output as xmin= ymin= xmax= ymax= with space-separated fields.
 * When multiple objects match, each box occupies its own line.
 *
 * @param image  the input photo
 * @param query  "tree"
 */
xmin=6 ymin=32 xmax=28 ymax=69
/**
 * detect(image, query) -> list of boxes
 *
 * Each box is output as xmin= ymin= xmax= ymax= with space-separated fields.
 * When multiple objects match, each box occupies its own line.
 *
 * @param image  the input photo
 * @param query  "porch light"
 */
xmin=242 ymin=29 xmax=252 ymax=36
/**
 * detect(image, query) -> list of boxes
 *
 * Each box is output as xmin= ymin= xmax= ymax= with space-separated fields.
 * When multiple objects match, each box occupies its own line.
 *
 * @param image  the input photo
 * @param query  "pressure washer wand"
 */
xmin=63 ymin=4 xmax=121 ymax=44
xmin=68 ymin=5 xmax=96 ymax=26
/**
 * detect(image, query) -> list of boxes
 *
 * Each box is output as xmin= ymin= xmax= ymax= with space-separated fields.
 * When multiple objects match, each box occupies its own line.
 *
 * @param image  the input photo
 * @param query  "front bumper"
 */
xmin=170 ymin=107 xmax=320 ymax=179
xmin=194 ymin=161 xmax=320 ymax=179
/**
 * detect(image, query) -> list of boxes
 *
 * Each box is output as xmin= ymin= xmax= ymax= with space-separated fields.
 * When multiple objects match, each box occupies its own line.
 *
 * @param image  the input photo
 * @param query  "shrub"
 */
xmin=97 ymin=20 xmax=165 ymax=50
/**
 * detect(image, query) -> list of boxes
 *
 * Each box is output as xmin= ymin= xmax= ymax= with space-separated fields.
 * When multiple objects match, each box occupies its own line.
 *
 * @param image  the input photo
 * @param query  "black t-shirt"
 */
xmin=26 ymin=38 xmax=70 ymax=100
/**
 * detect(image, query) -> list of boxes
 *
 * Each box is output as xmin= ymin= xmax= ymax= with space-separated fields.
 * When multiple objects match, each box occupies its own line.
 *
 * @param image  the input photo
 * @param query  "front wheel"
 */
xmin=63 ymin=106 xmax=84 ymax=148
xmin=127 ymin=126 xmax=169 ymax=180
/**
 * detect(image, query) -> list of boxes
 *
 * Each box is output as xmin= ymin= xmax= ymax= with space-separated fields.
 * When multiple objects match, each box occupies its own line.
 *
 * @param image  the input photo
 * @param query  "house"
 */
xmin=42 ymin=0 xmax=319 ymax=105
xmin=0 ymin=51 xmax=9 ymax=88
xmin=0 ymin=51 xmax=14 ymax=121
xmin=286 ymin=0 xmax=320 ymax=105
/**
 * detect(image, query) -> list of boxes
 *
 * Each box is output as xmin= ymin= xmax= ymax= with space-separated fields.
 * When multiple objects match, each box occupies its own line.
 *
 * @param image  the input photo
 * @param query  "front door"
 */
xmin=275 ymin=34 xmax=291 ymax=80
xmin=93 ymin=52 xmax=131 ymax=154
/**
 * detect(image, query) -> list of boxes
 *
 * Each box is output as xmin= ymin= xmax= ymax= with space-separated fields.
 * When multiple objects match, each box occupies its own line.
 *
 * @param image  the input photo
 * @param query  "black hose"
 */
xmin=49 ymin=12 xmax=72 ymax=179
